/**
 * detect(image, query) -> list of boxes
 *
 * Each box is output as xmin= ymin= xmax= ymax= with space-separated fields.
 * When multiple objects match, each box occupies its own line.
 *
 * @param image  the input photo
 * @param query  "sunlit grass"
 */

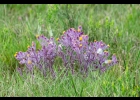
xmin=0 ymin=4 xmax=140 ymax=96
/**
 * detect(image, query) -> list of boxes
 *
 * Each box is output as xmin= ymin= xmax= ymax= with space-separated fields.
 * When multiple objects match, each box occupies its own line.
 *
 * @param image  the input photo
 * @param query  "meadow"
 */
xmin=0 ymin=4 xmax=140 ymax=97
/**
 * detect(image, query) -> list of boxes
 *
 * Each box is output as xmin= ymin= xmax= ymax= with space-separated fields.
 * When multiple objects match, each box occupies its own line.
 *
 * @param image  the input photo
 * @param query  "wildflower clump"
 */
xmin=57 ymin=26 xmax=118 ymax=75
xmin=15 ymin=26 xmax=118 ymax=77
xmin=15 ymin=35 xmax=57 ymax=77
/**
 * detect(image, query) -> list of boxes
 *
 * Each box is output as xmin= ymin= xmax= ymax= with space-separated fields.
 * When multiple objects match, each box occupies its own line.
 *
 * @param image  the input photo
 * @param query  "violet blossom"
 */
xmin=15 ymin=35 xmax=57 ymax=77
xmin=57 ymin=26 xmax=118 ymax=75
xmin=15 ymin=25 xmax=118 ymax=78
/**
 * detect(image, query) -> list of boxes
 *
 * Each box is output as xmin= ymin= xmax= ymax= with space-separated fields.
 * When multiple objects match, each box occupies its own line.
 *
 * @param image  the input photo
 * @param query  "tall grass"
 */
xmin=0 ymin=4 xmax=140 ymax=96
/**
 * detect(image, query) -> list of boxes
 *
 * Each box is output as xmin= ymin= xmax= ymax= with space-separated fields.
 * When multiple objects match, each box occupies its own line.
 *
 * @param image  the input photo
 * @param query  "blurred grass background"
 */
xmin=0 ymin=4 xmax=140 ymax=96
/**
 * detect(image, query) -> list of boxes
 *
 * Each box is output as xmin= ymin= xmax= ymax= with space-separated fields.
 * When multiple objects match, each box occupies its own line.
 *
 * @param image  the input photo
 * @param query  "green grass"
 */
xmin=0 ymin=4 xmax=140 ymax=96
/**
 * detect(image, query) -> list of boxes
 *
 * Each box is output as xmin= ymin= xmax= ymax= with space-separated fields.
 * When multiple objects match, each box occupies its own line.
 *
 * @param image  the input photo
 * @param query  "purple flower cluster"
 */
xmin=57 ymin=26 xmax=118 ymax=75
xmin=14 ymin=26 xmax=118 ymax=77
xmin=14 ymin=35 xmax=57 ymax=77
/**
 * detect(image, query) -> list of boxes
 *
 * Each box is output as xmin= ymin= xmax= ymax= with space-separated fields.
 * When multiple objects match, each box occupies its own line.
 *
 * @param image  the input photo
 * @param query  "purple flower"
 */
xmin=15 ymin=35 xmax=57 ymax=77
xmin=15 ymin=26 xmax=118 ymax=78
xmin=57 ymin=26 xmax=118 ymax=75
xmin=36 ymin=35 xmax=57 ymax=77
xmin=15 ymin=42 xmax=39 ymax=73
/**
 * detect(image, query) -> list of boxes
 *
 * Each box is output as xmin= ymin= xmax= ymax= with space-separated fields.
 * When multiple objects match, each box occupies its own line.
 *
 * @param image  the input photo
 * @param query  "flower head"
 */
xmin=78 ymin=26 xmax=82 ymax=32
xmin=79 ymin=36 xmax=83 ymax=41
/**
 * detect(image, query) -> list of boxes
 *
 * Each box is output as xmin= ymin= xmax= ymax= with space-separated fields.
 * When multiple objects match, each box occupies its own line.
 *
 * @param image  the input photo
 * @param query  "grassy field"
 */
xmin=0 ymin=4 xmax=140 ymax=97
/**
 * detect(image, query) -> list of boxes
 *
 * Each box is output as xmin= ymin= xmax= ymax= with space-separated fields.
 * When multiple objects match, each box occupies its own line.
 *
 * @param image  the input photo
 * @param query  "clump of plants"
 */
xmin=14 ymin=26 xmax=118 ymax=77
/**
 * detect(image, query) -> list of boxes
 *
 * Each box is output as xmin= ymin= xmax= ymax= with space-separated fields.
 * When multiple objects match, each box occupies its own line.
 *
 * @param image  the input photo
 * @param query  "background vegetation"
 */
xmin=0 ymin=4 xmax=140 ymax=96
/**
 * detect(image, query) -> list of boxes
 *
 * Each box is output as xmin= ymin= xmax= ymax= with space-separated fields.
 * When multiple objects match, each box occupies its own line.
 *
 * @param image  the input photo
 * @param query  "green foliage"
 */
xmin=0 ymin=4 xmax=139 ymax=96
